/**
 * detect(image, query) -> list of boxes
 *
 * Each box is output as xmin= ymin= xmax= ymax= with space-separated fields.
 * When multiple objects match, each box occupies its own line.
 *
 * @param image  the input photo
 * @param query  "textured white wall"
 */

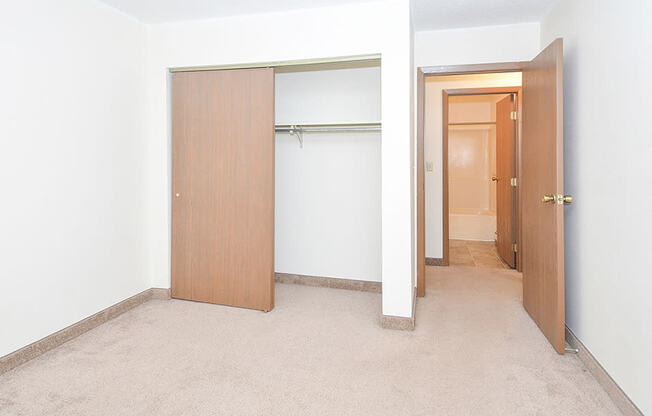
xmin=541 ymin=1 xmax=652 ymax=413
xmin=414 ymin=23 xmax=540 ymax=67
xmin=275 ymin=67 xmax=381 ymax=281
xmin=0 ymin=0 xmax=149 ymax=357
xmin=146 ymin=0 xmax=415 ymax=317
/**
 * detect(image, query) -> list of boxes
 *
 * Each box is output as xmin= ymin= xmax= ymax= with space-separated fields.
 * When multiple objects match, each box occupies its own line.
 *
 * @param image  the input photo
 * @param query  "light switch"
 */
xmin=426 ymin=161 xmax=434 ymax=172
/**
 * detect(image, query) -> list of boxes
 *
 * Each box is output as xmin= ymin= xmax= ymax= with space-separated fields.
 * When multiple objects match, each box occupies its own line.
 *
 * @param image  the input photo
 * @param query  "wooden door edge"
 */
xmin=442 ymin=91 xmax=450 ymax=267
xmin=417 ymin=69 xmax=426 ymax=297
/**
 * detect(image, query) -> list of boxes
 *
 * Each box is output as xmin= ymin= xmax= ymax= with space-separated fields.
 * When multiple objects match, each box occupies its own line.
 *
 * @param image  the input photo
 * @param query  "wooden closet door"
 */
xmin=495 ymin=95 xmax=516 ymax=268
xmin=171 ymin=68 xmax=275 ymax=312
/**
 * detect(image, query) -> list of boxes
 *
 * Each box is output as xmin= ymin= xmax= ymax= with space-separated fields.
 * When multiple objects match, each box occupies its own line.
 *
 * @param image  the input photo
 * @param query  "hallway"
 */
xmin=449 ymin=239 xmax=511 ymax=269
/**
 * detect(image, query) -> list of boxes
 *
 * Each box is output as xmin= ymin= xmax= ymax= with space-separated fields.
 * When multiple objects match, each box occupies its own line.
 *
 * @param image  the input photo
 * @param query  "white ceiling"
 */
xmin=98 ymin=0 xmax=558 ymax=30
xmin=99 ymin=0 xmax=375 ymax=24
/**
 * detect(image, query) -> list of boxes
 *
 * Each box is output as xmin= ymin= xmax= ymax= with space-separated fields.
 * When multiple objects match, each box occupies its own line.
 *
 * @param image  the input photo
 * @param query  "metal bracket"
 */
xmin=288 ymin=125 xmax=304 ymax=148
xmin=565 ymin=347 xmax=579 ymax=354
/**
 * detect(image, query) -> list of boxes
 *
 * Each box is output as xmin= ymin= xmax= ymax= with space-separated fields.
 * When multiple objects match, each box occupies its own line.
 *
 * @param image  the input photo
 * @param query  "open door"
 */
xmin=171 ymin=68 xmax=275 ymax=312
xmin=417 ymin=69 xmax=426 ymax=297
xmin=496 ymin=95 xmax=517 ymax=268
xmin=522 ymin=38 xmax=567 ymax=353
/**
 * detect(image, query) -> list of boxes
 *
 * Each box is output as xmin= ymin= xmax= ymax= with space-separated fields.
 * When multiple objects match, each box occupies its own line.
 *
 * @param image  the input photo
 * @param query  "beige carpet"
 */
xmin=0 ymin=266 xmax=621 ymax=415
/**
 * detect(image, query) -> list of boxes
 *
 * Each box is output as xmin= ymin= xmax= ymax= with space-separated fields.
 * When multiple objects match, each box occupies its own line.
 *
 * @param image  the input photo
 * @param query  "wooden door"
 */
xmin=495 ymin=95 xmax=516 ymax=268
xmin=171 ymin=68 xmax=275 ymax=312
xmin=417 ymin=70 xmax=426 ymax=297
xmin=522 ymin=38 xmax=566 ymax=353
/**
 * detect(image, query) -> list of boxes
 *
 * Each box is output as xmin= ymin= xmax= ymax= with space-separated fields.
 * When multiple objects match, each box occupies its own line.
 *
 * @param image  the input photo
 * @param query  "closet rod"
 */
xmin=275 ymin=122 xmax=381 ymax=132
xmin=448 ymin=122 xmax=495 ymax=126
xmin=274 ymin=122 xmax=381 ymax=148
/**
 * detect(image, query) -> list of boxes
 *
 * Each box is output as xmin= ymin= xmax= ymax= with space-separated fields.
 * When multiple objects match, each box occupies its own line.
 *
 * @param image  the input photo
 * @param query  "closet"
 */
xmin=171 ymin=60 xmax=382 ymax=311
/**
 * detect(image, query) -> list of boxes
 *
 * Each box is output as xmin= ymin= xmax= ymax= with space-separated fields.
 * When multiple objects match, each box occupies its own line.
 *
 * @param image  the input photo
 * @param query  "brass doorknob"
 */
xmin=559 ymin=194 xmax=573 ymax=204
xmin=491 ymin=176 xmax=498 ymax=182
xmin=542 ymin=194 xmax=555 ymax=203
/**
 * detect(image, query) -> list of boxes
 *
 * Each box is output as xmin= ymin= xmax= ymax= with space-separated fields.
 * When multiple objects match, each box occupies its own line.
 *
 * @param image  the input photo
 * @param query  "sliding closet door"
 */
xmin=171 ymin=68 xmax=275 ymax=312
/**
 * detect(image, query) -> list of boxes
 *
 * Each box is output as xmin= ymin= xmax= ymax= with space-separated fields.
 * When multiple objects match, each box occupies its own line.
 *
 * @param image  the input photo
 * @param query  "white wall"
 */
xmin=541 ymin=1 xmax=652 ymax=413
xmin=0 ymin=0 xmax=149 ymax=357
xmin=415 ymin=23 xmax=540 ymax=67
xmin=275 ymin=67 xmax=381 ymax=281
xmin=146 ymin=0 xmax=415 ymax=317
xmin=423 ymin=73 xmax=521 ymax=257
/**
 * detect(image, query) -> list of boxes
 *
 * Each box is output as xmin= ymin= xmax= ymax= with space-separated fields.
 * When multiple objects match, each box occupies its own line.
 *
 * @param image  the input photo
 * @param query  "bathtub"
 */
xmin=449 ymin=210 xmax=496 ymax=241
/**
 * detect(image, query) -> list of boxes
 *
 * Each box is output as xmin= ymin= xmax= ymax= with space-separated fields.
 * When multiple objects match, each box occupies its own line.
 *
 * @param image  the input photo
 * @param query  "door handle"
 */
xmin=542 ymin=194 xmax=555 ymax=203
xmin=557 ymin=194 xmax=573 ymax=204
xmin=542 ymin=194 xmax=573 ymax=204
xmin=491 ymin=176 xmax=498 ymax=182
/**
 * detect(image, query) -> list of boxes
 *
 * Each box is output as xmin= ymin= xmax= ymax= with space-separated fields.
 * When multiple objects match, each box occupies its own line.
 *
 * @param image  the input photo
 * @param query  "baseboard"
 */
xmin=565 ymin=327 xmax=643 ymax=416
xmin=275 ymin=273 xmax=381 ymax=293
xmin=381 ymin=289 xmax=417 ymax=331
xmin=151 ymin=288 xmax=171 ymax=300
xmin=276 ymin=273 xmax=417 ymax=330
xmin=425 ymin=257 xmax=445 ymax=266
xmin=0 ymin=288 xmax=166 ymax=376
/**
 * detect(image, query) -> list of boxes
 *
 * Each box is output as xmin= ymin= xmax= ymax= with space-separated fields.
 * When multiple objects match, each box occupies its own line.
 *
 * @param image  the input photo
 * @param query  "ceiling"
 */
xmin=99 ymin=0 xmax=376 ymax=24
xmin=98 ymin=0 xmax=558 ymax=30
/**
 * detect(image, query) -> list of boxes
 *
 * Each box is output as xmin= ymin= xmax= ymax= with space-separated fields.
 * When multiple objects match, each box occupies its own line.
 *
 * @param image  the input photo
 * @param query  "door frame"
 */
xmin=417 ymin=62 xmax=526 ymax=297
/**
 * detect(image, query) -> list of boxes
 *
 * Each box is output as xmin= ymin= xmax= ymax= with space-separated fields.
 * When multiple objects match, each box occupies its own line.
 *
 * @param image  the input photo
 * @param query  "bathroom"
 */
xmin=448 ymin=94 xmax=509 ymax=268
xmin=423 ymin=73 xmax=521 ymax=269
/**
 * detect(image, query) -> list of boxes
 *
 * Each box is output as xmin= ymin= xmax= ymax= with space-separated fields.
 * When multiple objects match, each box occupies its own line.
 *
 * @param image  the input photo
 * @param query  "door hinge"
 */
xmin=512 ymin=243 xmax=518 ymax=253
xmin=510 ymin=177 xmax=517 ymax=187
xmin=510 ymin=111 xmax=518 ymax=120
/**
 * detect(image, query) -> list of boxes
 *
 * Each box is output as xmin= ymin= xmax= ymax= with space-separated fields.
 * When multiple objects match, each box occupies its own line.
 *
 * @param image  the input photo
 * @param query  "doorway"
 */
xmin=416 ymin=38 xmax=568 ymax=354
xmin=443 ymin=87 xmax=522 ymax=270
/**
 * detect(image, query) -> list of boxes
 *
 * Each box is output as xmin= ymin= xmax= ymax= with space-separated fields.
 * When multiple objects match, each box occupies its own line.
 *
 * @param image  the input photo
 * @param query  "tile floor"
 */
xmin=450 ymin=239 xmax=511 ymax=269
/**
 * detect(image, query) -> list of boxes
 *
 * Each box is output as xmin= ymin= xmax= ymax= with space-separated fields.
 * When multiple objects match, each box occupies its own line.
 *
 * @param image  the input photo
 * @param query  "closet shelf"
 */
xmin=275 ymin=122 xmax=381 ymax=148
